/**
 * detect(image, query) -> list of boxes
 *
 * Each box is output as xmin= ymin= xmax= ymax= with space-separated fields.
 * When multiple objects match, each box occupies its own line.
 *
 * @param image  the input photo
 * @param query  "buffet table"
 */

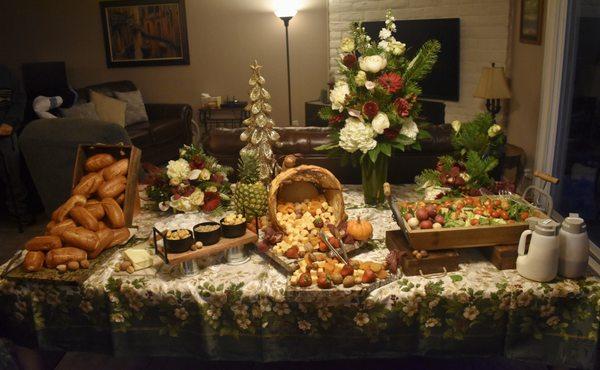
xmin=1 ymin=185 xmax=599 ymax=369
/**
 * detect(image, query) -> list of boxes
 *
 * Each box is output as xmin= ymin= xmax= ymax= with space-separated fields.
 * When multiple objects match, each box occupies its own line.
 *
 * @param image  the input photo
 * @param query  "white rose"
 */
xmin=400 ymin=119 xmax=419 ymax=140
xmin=188 ymin=189 xmax=205 ymax=206
xmin=371 ymin=112 xmax=390 ymax=134
xmin=329 ymin=81 xmax=350 ymax=112
xmin=354 ymin=71 xmax=367 ymax=86
xmin=389 ymin=40 xmax=406 ymax=55
xmin=339 ymin=37 xmax=355 ymax=53
xmin=359 ymin=55 xmax=387 ymax=73
xmin=365 ymin=81 xmax=376 ymax=91
xmin=166 ymin=158 xmax=191 ymax=182
xmin=169 ymin=177 xmax=181 ymax=186
xmin=339 ymin=117 xmax=377 ymax=154
xmin=199 ymin=168 xmax=211 ymax=181
xmin=169 ymin=196 xmax=195 ymax=213
xmin=488 ymin=124 xmax=502 ymax=137
xmin=451 ymin=120 xmax=461 ymax=133
xmin=378 ymin=40 xmax=389 ymax=51
xmin=379 ymin=28 xmax=391 ymax=40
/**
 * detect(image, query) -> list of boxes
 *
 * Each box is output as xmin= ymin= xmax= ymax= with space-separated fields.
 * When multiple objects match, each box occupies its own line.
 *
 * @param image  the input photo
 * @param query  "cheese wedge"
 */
xmin=123 ymin=249 xmax=153 ymax=271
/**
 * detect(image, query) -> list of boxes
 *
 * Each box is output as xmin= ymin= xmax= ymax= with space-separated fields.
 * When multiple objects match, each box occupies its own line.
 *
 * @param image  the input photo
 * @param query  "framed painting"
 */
xmin=100 ymin=0 xmax=190 ymax=67
xmin=520 ymin=0 xmax=544 ymax=44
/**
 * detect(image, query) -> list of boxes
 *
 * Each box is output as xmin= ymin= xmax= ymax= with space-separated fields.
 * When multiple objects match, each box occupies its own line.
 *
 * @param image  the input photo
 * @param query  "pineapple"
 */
xmin=232 ymin=153 xmax=268 ymax=219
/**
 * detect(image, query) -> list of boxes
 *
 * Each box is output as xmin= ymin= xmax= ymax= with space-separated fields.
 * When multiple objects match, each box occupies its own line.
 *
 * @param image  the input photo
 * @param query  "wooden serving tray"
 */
xmin=260 ymin=241 xmax=366 ymax=275
xmin=386 ymin=230 xmax=460 ymax=276
xmin=393 ymin=196 xmax=547 ymax=250
xmin=156 ymin=230 xmax=258 ymax=265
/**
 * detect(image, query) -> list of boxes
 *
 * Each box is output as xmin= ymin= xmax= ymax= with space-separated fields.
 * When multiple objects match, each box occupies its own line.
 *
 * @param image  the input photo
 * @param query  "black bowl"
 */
xmin=193 ymin=222 xmax=222 ymax=246
xmin=220 ymin=218 xmax=247 ymax=238
xmin=164 ymin=229 xmax=194 ymax=253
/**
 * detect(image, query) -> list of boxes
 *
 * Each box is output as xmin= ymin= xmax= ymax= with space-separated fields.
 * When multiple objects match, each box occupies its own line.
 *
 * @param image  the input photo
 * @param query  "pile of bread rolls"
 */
xmin=22 ymin=153 xmax=132 ymax=273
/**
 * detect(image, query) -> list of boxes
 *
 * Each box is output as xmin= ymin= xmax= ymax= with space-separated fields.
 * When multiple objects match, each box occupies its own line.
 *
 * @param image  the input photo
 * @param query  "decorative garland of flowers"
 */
xmin=317 ymin=9 xmax=441 ymax=167
xmin=144 ymin=145 xmax=232 ymax=213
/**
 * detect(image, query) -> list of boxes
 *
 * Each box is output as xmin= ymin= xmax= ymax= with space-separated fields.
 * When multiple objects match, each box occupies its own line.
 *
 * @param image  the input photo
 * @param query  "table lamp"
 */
xmin=474 ymin=62 xmax=511 ymax=121
xmin=274 ymin=0 xmax=299 ymax=125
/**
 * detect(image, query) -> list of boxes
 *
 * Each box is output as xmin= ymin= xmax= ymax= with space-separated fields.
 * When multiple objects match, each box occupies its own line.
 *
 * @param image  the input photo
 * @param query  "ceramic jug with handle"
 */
xmin=559 ymin=213 xmax=589 ymax=278
xmin=516 ymin=219 xmax=559 ymax=282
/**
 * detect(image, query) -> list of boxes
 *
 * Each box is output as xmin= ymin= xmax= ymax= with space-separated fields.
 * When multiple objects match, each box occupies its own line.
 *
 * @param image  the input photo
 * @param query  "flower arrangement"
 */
xmin=316 ymin=10 xmax=441 ymax=204
xmin=144 ymin=145 xmax=232 ymax=213
xmin=415 ymin=113 xmax=508 ymax=199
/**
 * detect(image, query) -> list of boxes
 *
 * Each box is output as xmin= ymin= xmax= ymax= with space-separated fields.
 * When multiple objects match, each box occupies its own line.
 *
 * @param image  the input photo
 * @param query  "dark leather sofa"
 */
xmin=203 ymin=125 xmax=454 ymax=184
xmin=78 ymin=80 xmax=193 ymax=165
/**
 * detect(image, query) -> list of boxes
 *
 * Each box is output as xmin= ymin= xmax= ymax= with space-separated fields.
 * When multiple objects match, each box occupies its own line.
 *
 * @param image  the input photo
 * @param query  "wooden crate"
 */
xmin=393 ymin=196 xmax=546 ymax=250
xmin=481 ymin=244 xmax=518 ymax=270
xmin=386 ymin=230 xmax=460 ymax=276
xmin=72 ymin=144 xmax=141 ymax=227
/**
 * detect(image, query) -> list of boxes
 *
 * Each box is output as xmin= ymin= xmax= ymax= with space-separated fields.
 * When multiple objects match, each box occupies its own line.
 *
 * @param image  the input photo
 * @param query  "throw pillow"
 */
xmin=114 ymin=90 xmax=149 ymax=126
xmin=90 ymin=90 xmax=126 ymax=126
xmin=59 ymin=102 xmax=100 ymax=120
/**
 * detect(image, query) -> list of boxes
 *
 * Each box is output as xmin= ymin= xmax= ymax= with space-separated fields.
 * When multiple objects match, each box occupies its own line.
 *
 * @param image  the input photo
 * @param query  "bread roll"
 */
xmin=72 ymin=172 xmax=103 ymax=197
xmin=46 ymin=220 xmax=57 ymax=233
xmin=101 ymin=198 xmax=125 ymax=228
xmin=84 ymin=200 xmax=105 ymax=220
xmin=69 ymin=206 xmax=100 ymax=231
xmin=109 ymin=227 xmax=130 ymax=248
xmin=97 ymin=176 xmax=126 ymax=199
xmin=61 ymin=227 xmax=99 ymax=252
xmin=25 ymin=235 xmax=62 ymax=251
xmin=23 ymin=251 xmax=45 ymax=272
xmin=98 ymin=220 xmax=108 ymax=230
xmin=102 ymin=158 xmax=129 ymax=180
xmin=88 ymin=228 xmax=114 ymax=259
xmin=49 ymin=219 xmax=77 ymax=237
xmin=53 ymin=194 xmax=87 ymax=222
xmin=116 ymin=193 xmax=125 ymax=205
xmin=85 ymin=153 xmax=116 ymax=172
xmin=45 ymin=247 xmax=88 ymax=268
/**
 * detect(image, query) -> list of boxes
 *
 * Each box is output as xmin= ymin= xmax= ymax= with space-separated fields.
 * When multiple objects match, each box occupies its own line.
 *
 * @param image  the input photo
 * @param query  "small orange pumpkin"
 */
xmin=347 ymin=217 xmax=373 ymax=241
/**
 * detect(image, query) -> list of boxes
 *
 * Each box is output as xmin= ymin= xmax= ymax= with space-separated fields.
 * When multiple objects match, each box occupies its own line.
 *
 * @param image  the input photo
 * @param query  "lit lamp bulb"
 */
xmin=274 ymin=0 xmax=298 ymax=23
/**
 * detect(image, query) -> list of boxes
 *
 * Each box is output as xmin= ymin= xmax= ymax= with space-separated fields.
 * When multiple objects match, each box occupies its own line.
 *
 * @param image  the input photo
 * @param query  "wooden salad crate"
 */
xmin=392 ymin=195 xmax=547 ymax=251
xmin=72 ymin=144 xmax=141 ymax=227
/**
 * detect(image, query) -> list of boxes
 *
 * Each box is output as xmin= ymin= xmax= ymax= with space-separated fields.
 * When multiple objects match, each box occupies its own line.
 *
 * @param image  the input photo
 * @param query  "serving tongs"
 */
xmin=319 ymin=230 xmax=348 ymax=265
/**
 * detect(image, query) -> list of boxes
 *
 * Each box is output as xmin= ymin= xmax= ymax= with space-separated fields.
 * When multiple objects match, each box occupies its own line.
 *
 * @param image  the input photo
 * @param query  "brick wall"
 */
xmin=328 ymin=0 xmax=511 ymax=123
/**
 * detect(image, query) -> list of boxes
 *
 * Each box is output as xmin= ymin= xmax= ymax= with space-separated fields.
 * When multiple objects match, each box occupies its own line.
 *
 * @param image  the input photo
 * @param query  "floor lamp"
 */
xmin=274 ymin=2 xmax=298 ymax=125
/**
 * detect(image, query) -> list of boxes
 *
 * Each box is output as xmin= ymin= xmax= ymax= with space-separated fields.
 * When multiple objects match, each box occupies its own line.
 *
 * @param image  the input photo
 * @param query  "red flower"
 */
xmin=342 ymin=54 xmax=357 ymax=68
xmin=328 ymin=113 xmax=344 ymax=126
xmin=210 ymin=173 xmax=224 ymax=184
xmin=202 ymin=192 xmax=221 ymax=212
xmin=362 ymin=101 xmax=379 ymax=119
xmin=394 ymin=97 xmax=411 ymax=117
xmin=383 ymin=128 xmax=399 ymax=140
xmin=378 ymin=72 xmax=404 ymax=93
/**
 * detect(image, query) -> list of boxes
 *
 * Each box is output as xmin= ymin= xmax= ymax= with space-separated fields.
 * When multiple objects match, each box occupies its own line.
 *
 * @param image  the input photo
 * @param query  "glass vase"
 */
xmin=360 ymin=155 xmax=389 ymax=205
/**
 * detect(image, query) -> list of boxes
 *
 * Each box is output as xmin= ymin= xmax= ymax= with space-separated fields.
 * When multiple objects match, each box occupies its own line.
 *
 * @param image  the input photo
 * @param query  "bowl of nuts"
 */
xmin=193 ymin=222 xmax=222 ymax=246
xmin=164 ymin=229 xmax=194 ymax=253
xmin=220 ymin=214 xmax=247 ymax=238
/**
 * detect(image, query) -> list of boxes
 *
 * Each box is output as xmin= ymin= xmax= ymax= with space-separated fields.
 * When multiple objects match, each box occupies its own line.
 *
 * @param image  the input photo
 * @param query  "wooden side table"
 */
xmin=199 ymin=102 xmax=249 ymax=132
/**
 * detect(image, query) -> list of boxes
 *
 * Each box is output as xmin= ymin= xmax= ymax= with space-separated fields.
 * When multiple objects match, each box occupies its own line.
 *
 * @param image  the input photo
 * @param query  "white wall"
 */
xmin=328 ymin=0 xmax=511 ymax=123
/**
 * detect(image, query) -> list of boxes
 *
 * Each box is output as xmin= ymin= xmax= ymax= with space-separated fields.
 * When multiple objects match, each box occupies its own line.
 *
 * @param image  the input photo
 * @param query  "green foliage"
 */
xmin=415 ymin=169 xmax=442 ymax=188
xmin=403 ymin=40 xmax=441 ymax=84
xmin=438 ymin=155 xmax=455 ymax=171
xmin=464 ymin=150 xmax=498 ymax=188
xmin=237 ymin=153 xmax=260 ymax=183
xmin=452 ymin=113 xmax=505 ymax=160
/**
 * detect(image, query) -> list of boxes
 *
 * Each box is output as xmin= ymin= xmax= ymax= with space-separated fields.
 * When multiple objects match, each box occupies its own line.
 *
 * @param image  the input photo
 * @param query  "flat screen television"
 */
xmin=363 ymin=18 xmax=460 ymax=101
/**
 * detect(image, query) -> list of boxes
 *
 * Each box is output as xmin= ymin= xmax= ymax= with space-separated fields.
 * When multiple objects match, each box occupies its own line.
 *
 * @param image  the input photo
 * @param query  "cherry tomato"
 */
xmin=507 ymin=220 xmax=515 ymax=224
xmin=493 ymin=199 xmax=501 ymax=207
xmin=491 ymin=210 xmax=500 ymax=218
xmin=520 ymin=212 xmax=530 ymax=221
xmin=474 ymin=209 xmax=483 ymax=215
xmin=500 ymin=210 xmax=509 ymax=220
xmin=470 ymin=219 xmax=479 ymax=226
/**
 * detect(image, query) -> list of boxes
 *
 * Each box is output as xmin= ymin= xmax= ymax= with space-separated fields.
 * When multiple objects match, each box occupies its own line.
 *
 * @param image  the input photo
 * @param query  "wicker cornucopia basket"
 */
xmin=268 ymin=164 xmax=346 ymax=231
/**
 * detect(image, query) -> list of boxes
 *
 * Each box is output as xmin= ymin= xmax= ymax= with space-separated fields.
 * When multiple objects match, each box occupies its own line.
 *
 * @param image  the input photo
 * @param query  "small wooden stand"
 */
xmin=481 ymin=244 xmax=518 ymax=270
xmin=155 ymin=230 xmax=258 ymax=265
xmin=386 ymin=230 xmax=460 ymax=276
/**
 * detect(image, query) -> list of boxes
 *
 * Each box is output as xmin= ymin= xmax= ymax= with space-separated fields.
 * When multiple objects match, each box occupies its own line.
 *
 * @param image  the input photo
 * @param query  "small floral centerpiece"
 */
xmin=415 ymin=113 xmax=508 ymax=199
xmin=144 ymin=145 xmax=232 ymax=213
xmin=317 ymin=9 xmax=441 ymax=205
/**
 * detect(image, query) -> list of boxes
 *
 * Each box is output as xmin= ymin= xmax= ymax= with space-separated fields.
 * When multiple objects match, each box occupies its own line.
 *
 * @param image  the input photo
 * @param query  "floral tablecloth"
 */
xmin=1 ymin=185 xmax=599 ymax=369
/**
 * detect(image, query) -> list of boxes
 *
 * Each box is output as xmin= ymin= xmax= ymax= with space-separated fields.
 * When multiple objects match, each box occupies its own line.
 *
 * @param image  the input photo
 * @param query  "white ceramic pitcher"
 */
xmin=516 ymin=219 xmax=559 ymax=282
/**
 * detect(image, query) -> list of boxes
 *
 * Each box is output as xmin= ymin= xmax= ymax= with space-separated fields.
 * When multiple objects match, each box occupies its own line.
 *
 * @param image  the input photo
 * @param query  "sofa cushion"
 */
xmin=114 ymin=90 xmax=149 ymax=126
xmin=150 ymin=117 xmax=185 ymax=144
xmin=59 ymin=102 xmax=100 ymax=120
xmin=90 ymin=91 xmax=126 ymax=126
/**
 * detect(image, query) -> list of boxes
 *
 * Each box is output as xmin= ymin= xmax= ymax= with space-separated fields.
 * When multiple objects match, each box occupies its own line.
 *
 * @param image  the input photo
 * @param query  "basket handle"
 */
xmin=533 ymin=171 xmax=559 ymax=184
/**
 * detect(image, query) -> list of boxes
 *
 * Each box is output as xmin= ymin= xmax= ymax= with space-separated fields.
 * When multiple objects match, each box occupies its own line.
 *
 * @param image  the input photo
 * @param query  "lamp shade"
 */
xmin=474 ymin=65 xmax=511 ymax=99
xmin=274 ymin=0 xmax=298 ymax=18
